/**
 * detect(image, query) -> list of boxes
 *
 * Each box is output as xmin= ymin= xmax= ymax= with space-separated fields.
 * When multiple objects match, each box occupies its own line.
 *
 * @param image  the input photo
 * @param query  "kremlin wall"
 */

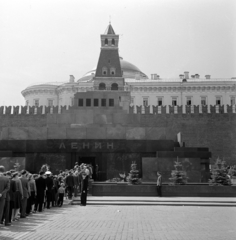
xmin=0 ymin=101 xmax=235 ymax=181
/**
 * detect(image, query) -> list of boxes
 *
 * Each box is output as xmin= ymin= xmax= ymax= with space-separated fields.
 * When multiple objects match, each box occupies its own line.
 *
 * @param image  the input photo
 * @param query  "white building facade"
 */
xmin=21 ymin=25 xmax=236 ymax=113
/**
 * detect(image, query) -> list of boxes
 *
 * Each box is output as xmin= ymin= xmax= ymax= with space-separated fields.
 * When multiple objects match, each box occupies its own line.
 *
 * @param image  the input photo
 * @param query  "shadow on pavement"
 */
xmin=0 ymin=205 xmax=73 ymax=240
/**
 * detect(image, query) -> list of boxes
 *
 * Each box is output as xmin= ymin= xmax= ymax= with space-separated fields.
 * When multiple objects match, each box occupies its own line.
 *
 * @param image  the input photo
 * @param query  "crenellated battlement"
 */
xmin=0 ymin=104 xmax=235 ymax=115
xmin=130 ymin=105 xmax=236 ymax=114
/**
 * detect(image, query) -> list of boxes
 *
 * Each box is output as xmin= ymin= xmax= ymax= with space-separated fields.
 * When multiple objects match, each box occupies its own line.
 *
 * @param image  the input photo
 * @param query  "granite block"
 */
xmin=0 ymin=140 xmax=9 ymax=150
xmin=57 ymin=113 xmax=75 ymax=124
xmin=126 ymin=127 xmax=146 ymax=140
xmin=8 ymin=140 xmax=26 ymax=152
xmin=145 ymin=127 xmax=166 ymax=140
xmin=26 ymin=140 xmax=49 ymax=153
xmin=86 ymin=127 xmax=107 ymax=139
xmin=66 ymin=128 xmax=87 ymax=139
xmin=27 ymin=127 xmax=47 ymax=140
xmin=75 ymin=110 xmax=94 ymax=125
xmin=0 ymin=127 xmax=8 ymax=140
xmin=142 ymin=157 xmax=157 ymax=182
xmin=112 ymin=113 xmax=130 ymax=125
xmin=8 ymin=127 xmax=28 ymax=140
xmin=106 ymin=126 xmax=126 ymax=139
xmin=47 ymin=114 xmax=57 ymax=125
xmin=47 ymin=126 xmax=67 ymax=139
xmin=94 ymin=114 xmax=112 ymax=125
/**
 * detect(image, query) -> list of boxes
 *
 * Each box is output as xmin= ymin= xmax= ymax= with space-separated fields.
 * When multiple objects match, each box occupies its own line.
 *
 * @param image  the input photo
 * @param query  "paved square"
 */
xmin=0 ymin=205 xmax=235 ymax=240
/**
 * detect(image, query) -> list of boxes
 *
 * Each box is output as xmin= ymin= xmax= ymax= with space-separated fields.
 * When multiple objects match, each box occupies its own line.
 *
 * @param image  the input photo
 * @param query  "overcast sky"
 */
xmin=0 ymin=0 xmax=235 ymax=106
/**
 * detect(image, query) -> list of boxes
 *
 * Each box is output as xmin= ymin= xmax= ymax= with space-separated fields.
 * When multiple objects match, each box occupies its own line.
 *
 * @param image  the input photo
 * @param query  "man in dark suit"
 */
xmin=2 ymin=171 xmax=15 ymax=226
xmin=20 ymin=170 xmax=30 ymax=218
xmin=80 ymin=168 xmax=89 ymax=206
xmin=65 ymin=171 xmax=74 ymax=200
xmin=35 ymin=171 xmax=46 ymax=212
xmin=0 ymin=166 xmax=10 ymax=226
xmin=45 ymin=171 xmax=53 ymax=209
xmin=73 ymin=171 xmax=79 ymax=197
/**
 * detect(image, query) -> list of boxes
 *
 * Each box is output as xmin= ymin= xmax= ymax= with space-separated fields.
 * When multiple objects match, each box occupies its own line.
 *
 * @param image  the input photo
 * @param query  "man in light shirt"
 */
xmin=157 ymin=172 xmax=162 ymax=197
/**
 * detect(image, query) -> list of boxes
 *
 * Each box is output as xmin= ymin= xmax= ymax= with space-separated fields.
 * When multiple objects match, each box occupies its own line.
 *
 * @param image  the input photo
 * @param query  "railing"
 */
xmin=126 ymin=78 xmax=236 ymax=83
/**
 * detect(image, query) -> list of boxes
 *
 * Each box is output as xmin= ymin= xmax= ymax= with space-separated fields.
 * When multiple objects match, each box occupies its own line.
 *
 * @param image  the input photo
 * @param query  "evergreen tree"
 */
xmin=209 ymin=158 xmax=231 ymax=186
xmin=169 ymin=158 xmax=188 ymax=185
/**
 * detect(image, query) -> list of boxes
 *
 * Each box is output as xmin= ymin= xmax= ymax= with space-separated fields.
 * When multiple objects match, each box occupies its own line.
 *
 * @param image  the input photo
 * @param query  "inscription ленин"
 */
xmin=59 ymin=142 xmax=114 ymax=150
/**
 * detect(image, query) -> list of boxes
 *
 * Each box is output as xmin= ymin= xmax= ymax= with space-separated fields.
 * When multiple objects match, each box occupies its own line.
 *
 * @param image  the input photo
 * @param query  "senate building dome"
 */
xmin=78 ymin=57 xmax=148 ymax=82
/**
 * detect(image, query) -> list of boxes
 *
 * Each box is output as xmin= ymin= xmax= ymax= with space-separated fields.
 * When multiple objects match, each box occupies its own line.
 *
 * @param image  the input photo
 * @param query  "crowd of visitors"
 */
xmin=0 ymin=162 xmax=92 ymax=227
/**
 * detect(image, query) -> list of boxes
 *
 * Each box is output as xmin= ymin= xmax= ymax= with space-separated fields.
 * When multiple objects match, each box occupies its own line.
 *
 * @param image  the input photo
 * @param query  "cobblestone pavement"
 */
xmin=0 ymin=205 xmax=235 ymax=240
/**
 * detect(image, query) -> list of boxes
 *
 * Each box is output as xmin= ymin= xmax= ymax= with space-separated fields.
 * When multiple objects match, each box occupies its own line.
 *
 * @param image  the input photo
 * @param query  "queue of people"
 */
xmin=0 ymin=162 xmax=92 ymax=227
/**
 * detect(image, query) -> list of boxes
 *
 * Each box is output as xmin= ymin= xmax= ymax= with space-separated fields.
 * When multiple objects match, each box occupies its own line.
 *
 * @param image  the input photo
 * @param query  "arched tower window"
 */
xmin=102 ymin=67 xmax=107 ymax=75
xmin=99 ymin=83 xmax=106 ymax=90
xmin=111 ymin=83 xmax=118 ymax=90
xmin=111 ymin=39 xmax=115 ymax=46
xmin=110 ymin=67 xmax=116 ymax=75
xmin=105 ymin=39 xmax=108 ymax=45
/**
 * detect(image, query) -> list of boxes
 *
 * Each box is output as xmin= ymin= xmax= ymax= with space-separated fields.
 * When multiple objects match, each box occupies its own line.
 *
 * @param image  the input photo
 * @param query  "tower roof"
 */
xmin=104 ymin=24 xmax=115 ymax=35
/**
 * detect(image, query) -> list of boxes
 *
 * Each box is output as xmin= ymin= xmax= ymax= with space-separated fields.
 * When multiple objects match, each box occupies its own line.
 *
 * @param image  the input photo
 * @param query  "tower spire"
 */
xmin=94 ymin=24 xmax=124 ymax=90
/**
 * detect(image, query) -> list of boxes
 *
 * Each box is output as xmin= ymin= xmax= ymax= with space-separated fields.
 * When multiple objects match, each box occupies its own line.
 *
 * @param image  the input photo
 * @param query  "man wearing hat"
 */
xmin=45 ymin=171 xmax=53 ymax=209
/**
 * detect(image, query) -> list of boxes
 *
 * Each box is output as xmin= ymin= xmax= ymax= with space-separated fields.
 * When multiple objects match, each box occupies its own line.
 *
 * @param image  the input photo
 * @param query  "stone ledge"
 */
xmin=91 ymin=184 xmax=236 ymax=197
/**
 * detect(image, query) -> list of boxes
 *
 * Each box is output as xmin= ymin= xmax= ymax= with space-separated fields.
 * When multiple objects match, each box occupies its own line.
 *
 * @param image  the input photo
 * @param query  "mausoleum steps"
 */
xmin=71 ymin=196 xmax=236 ymax=207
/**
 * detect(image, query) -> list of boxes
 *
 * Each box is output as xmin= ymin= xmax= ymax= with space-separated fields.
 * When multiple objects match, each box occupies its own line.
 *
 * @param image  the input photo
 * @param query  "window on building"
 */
xmin=78 ymin=99 xmax=83 ymax=107
xmin=26 ymin=100 xmax=29 ymax=107
xmin=109 ymin=99 xmax=114 ymax=107
xmin=102 ymin=67 xmax=107 ymax=75
xmin=111 ymin=83 xmax=118 ymax=90
xmin=105 ymin=39 xmax=108 ymax=45
xmin=99 ymin=83 xmax=106 ymax=90
xmin=216 ymin=96 xmax=221 ymax=105
xmin=172 ymin=97 xmax=177 ymax=106
xmin=94 ymin=99 xmax=99 ymax=107
xmin=101 ymin=99 xmax=106 ymax=107
xmin=201 ymin=97 xmax=207 ymax=106
xmin=143 ymin=98 xmax=149 ymax=106
xmin=48 ymin=99 xmax=53 ymax=107
xmin=131 ymin=97 xmax=134 ymax=104
xmin=186 ymin=97 xmax=192 ymax=106
xmin=86 ymin=99 xmax=91 ymax=107
xmin=34 ymin=99 xmax=39 ymax=107
xmin=111 ymin=39 xmax=115 ymax=46
xmin=230 ymin=96 xmax=236 ymax=105
xmin=110 ymin=67 xmax=116 ymax=75
xmin=157 ymin=97 xmax=163 ymax=106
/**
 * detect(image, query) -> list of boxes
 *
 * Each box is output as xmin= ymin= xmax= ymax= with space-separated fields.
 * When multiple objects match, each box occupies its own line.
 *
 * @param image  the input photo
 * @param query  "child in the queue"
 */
xmin=57 ymin=183 xmax=65 ymax=207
